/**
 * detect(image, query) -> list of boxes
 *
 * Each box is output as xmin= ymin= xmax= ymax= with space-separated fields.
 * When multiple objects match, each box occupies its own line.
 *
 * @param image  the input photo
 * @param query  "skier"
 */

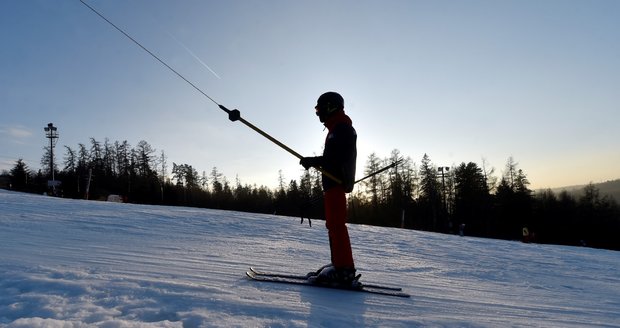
xmin=300 ymin=91 xmax=357 ymax=286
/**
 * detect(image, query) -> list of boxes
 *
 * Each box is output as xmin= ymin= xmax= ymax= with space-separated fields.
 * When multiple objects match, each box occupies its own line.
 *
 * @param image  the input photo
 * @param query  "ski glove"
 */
xmin=300 ymin=156 xmax=322 ymax=170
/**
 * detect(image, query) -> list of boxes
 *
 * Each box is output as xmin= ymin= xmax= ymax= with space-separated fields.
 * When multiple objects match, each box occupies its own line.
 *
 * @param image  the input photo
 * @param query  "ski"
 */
xmin=246 ymin=268 xmax=410 ymax=298
xmin=249 ymin=267 xmax=403 ymax=291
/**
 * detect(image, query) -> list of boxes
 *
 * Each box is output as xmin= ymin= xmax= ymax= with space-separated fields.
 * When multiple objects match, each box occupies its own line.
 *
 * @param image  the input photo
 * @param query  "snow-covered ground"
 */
xmin=1 ymin=189 xmax=619 ymax=327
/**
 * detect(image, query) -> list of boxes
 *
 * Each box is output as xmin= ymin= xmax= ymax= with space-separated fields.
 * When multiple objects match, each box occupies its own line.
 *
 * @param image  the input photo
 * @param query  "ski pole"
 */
xmin=80 ymin=0 xmax=342 ymax=184
xmin=353 ymin=158 xmax=403 ymax=185
xmin=300 ymin=158 xmax=404 ymax=226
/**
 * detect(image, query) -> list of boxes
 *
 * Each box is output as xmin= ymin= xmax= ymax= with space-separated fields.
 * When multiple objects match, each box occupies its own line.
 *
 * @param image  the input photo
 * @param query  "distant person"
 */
xmin=300 ymin=91 xmax=357 ymax=286
xmin=522 ymin=227 xmax=530 ymax=243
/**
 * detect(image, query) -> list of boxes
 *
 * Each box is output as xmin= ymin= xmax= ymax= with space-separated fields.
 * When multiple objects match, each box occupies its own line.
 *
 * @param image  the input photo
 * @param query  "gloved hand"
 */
xmin=300 ymin=156 xmax=322 ymax=170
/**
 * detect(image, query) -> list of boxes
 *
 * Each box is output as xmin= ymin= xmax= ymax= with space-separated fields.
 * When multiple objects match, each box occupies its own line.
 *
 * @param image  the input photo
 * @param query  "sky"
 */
xmin=1 ymin=0 xmax=618 ymax=190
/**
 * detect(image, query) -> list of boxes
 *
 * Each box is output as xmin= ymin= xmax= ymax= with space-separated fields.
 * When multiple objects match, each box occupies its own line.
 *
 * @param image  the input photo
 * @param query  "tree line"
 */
xmin=3 ymin=137 xmax=619 ymax=251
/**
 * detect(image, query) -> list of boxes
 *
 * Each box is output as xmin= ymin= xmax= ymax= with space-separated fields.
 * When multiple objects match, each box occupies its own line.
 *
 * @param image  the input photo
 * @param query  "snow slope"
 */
xmin=1 ymin=189 xmax=619 ymax=327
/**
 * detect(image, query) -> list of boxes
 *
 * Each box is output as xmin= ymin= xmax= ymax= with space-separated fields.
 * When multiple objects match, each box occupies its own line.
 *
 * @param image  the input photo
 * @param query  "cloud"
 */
xmin=0 ymin=125 xmax=33 ymax=143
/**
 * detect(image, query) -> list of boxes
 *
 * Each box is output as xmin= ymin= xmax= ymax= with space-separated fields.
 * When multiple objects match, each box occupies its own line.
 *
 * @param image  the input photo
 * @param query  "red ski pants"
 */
xmin=324 ymin=185 xmax=355 ymax=269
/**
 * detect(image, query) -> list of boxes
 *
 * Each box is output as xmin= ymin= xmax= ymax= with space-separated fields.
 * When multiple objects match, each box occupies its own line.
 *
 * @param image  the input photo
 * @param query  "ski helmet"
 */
xmin=315 ymin=91 xmax=344 ymax=122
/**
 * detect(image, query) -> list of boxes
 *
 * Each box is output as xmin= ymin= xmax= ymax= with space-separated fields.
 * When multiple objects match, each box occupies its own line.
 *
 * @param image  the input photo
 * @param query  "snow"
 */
xmin=1 ymin=189 xmax=619 ymax=327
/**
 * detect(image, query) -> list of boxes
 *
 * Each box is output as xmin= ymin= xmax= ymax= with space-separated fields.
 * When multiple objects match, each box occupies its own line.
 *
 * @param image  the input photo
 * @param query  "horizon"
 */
xmin=2 ymin=140 xmax=618 ymax=193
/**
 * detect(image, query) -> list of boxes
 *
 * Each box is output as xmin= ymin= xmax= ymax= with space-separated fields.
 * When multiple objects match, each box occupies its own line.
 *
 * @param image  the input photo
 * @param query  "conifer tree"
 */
xmin=419 ymin=154 xmax=441 ymax=231
xmin=9 ymin=159 xmax=31 ymax=191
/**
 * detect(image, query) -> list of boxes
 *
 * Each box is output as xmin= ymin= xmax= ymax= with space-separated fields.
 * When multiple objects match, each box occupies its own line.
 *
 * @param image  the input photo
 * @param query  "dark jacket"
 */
xmin=320 ymin=111 xmax=357 ymax=192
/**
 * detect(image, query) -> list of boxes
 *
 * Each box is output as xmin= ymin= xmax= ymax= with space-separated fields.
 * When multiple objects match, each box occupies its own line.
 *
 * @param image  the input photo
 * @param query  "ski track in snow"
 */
xmin=0 ymin=189 xmax=619 ymax=327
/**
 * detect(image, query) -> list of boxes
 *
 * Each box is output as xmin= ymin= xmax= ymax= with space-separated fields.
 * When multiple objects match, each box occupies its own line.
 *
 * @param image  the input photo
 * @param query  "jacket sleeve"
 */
xmin=322 ymin=123 xmax=357 ymax=192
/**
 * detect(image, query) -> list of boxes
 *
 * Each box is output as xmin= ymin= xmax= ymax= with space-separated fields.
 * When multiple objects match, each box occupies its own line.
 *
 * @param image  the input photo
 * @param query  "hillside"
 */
xmin=546 ymin=178 xmax=620 ymax=203
xmin=1 ymin=189 xmax=619 ymax=327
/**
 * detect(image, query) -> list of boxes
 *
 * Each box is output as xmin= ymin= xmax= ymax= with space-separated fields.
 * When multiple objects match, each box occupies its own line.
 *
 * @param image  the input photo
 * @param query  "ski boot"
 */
xmin=306 ymin=263 xmax=334 ymax=279
xmin=308 ymin=265 xmax=361 ymax=288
